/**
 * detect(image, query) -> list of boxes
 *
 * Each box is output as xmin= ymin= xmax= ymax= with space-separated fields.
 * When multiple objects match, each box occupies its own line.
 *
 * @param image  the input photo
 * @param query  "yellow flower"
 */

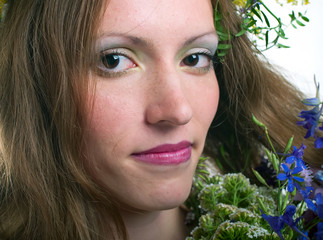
xmin=277 ymin=0 xmax=310 ymax=5
xmin=233 ymin=0 xmax=247 ymax=8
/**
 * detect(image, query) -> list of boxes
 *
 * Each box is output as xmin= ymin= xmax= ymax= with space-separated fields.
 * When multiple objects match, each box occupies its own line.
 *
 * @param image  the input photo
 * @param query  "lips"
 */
xmin=131 ymin=141 xmax=192 ymax=165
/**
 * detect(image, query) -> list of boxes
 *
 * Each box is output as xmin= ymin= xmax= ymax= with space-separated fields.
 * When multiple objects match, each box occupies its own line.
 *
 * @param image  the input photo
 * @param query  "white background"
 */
xmin=258 ymin=0 xmax=323 ymax=98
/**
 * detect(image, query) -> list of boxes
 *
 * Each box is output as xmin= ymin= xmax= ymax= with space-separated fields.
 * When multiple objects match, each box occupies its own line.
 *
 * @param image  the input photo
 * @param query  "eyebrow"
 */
xmin=98 ymin=31 xmax=218 ymax=48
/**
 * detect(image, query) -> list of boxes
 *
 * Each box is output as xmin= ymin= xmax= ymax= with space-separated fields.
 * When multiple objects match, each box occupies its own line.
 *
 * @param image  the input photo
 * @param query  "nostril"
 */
xmin=145 ymin=96 xmax=193 ymax=126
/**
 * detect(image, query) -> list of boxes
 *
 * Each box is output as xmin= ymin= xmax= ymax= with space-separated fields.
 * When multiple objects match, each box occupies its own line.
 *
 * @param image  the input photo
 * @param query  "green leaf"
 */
xmin=291 ymin=185 xmax=297 ymax=197
xmin=296 ymin=19 xmax=305 ymax=27
xmin=277 ymin=43 xmax=290 ymax=48
xmin=289 ymin=11 xmax=296 ymax=21
xmin=252 ymin=168 xmax=270 ymax=188
xmin=214 ymin=12 xmax=222 ymax=21
xmin=217 ymin=44 xmax=231 ymax=50
xmin=215 ymin=158 xmax=224 ymax=172
xmin=278 ymin=192 xmax=283 ymax=214
xmin=278 ymin=28 xmax=287 ymax=39
xmin=235 ymin=29 xmax=247 ymax=37
xmin=273 ymin=36 xmax=279 ymax=45
xmin=272 ymin=154 xmax=280 ymax=173
xmin=256 ymin=196 xmax=267 ymax=213
xmin=301 ymin=15 xmax=310 ymax=22
xmin=217 ymin=51 xmax=227 ymax=57
xmin=217 ymin=31 xmax=230 ymax=41
xmin=261 ymin=11 xmax=270 ymax=27
xmin=283 ymin=136 xmax=294 ymax=154
xmin=247 ymin=19 xmax=257 ymax=28
xmin=252 ymin=114 xmax=265 ymax=128
xmin=265 ymin=31 xmax=269 ymax=48
xmin=264 ymin=148 xmax=272 ymax=161
xmin=282 ymin=191 xmax=290 ymax=212
xmin=251 ymin=8 xmax=262 ymax=21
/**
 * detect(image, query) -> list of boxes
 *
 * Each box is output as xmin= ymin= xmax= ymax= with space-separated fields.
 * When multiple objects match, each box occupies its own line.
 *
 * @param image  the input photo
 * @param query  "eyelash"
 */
xmin=96 ymin=50 xmax=216 ymax=78
xmin=97 ymin=49 xmax=138 ymax=78
xmin=181 ymin=51 xmax=215 ymax=73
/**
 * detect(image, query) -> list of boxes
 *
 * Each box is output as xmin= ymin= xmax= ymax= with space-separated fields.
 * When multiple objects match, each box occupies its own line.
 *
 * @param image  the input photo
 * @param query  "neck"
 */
xmin=121 ymin=207 xmax=188 ymax=240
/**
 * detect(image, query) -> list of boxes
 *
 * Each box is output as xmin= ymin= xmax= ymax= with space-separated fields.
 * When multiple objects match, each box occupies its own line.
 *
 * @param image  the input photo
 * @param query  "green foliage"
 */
xmin=213 ymin=0 xmax=310 ymax=58
xmin=185 ymin=158 xmax=280 ymax=239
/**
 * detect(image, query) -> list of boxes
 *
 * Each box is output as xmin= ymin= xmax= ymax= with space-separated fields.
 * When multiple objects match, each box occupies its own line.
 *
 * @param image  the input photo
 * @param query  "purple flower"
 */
xmin=299 ymin=186 xmax=316 ymax=211
xmin=300 ymin=168 xmax=313 ymax=187
xmin=277 ymin=164 xmax=304 ymax=192
xmin=285 ymin=144 xmax=307 ymax=169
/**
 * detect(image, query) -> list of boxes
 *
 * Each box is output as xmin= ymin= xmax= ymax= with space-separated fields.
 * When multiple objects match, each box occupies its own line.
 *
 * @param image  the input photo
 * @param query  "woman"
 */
xmin=0 ymin=0 xmax=321 ymax=239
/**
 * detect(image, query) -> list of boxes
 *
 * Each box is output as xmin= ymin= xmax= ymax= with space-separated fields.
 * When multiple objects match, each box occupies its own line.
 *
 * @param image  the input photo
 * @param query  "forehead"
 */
xmin=98 ymin=0 xmax=214 ymax=38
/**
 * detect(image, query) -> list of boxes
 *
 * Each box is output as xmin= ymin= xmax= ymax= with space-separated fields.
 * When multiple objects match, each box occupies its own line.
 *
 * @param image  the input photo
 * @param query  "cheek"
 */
xmin=82 ymin=92 xmax=136 ymax=173
xmin=85 ymin=92 xmax=138 ymax=142
xmin=193 ymin=76 xmax=219 ymax=128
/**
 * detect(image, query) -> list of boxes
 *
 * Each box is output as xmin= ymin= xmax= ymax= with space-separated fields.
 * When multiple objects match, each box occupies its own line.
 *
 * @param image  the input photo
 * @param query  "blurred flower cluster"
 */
xmin=185 ymin=81 xmax=323 ymax=239
xmin=0 ymin=0 xmax=6 ymax=21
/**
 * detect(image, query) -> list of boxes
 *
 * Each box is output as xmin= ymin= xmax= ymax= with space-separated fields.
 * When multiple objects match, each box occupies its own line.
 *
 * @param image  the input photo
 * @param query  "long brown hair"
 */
xmin=0 ymin=0 xmax=321 ymax=239
xmin=0 ymin=0 xmax=126 ymax=239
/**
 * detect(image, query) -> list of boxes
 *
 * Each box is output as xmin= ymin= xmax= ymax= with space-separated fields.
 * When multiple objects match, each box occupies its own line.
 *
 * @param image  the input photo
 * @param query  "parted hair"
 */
xmin=0 ymin=0 xmax=321 ymax=239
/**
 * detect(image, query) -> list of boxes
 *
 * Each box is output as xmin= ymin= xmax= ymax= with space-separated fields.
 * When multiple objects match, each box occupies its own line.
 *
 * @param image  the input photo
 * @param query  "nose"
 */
xmin=145 ymin=69 xmax=193 ymax=126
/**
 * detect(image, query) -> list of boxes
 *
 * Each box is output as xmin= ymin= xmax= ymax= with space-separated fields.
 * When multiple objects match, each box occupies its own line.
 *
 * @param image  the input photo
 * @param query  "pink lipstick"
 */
xmin=131 ymin=141 xmax=192 ymax=165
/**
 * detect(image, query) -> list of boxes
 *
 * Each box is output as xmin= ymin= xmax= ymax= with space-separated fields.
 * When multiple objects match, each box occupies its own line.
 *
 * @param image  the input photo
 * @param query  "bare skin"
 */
xmin=84 ymin=0 xmax=218 ymax=238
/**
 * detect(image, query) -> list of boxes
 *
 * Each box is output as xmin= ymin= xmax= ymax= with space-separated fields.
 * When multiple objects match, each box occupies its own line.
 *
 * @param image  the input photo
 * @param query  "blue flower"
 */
xmin=316 ymin=193 xmax=323 ymax=219
xmin=285 ymin=144 xmax=307 ymax=169
xmin=299 ymin=186 xmax=316 ymax=211
xmin=302 ymin=97 xmax=321 ymax=106
xmin=277 ymin=164 xmax=304 ymax=192
xmin=260 ymin=209 xmax=285 ymax=239
xmin=315 ymin=137 xmax=323 ymax=149
xmin=282 ymin=205 xmax=309 ymax=239
xmin=297 ymin=92 xmax=323 ymax=149
xmin=260 ymin=205 xmax=308 ymax=240
xmin=282 ymin=205 xmax=298 ymax=227
xmin=315 ymin=222 xmax=323 ymax=240
xmin=299 ymin=231 xmax=309 ymax=240
xmin=297 ymin=104 xmax=322 ymax=139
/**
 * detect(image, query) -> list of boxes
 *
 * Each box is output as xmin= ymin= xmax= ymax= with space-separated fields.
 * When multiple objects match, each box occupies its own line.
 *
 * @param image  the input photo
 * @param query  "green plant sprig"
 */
xmin=252 ymin=115 xmax=294 ymax=216
xmin=213 ymin=0 xmax=310 ymax=59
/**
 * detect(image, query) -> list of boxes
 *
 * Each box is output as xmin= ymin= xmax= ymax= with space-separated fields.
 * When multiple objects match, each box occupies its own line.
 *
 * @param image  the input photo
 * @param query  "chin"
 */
xmin=144 ymin=178 xmax=194 ymax=211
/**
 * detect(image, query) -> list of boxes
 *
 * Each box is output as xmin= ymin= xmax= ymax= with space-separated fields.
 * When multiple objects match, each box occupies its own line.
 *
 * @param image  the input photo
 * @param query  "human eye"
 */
xmin=97 ymin=49 xmax=138 ymax=78
xmin=180 ymin=50 xmax=215 ymax=74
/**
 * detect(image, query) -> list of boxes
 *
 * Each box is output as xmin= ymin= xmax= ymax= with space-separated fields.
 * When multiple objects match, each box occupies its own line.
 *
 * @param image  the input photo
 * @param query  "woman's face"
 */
xmin=83 ymin=0 xmax=219 ymax=211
